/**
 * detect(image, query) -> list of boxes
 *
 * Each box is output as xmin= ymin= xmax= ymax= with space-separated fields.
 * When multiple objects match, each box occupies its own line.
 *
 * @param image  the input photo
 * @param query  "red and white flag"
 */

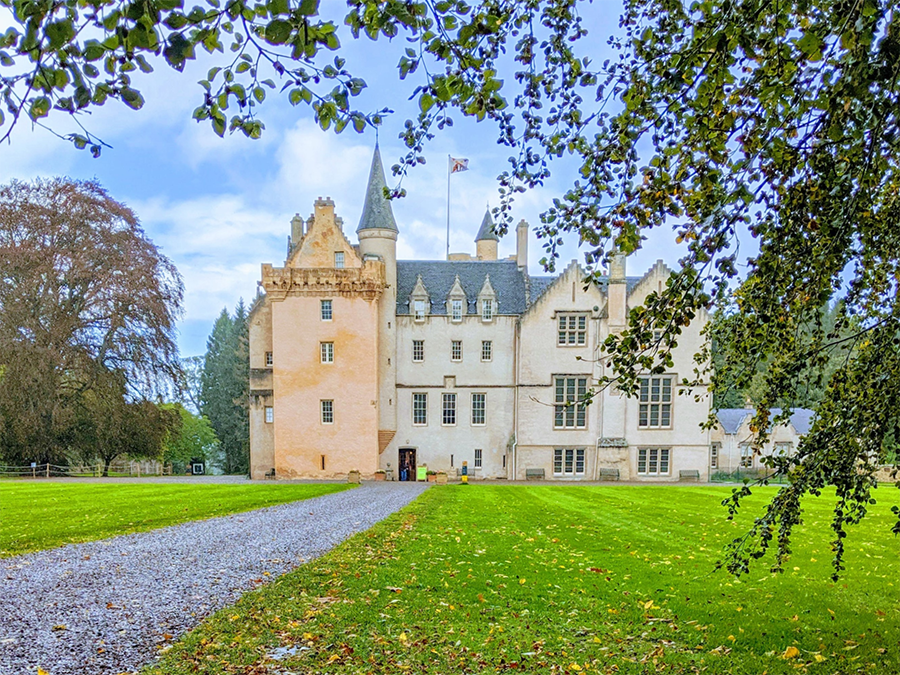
xmin=449 ymin=157 xmax=469 ymax=173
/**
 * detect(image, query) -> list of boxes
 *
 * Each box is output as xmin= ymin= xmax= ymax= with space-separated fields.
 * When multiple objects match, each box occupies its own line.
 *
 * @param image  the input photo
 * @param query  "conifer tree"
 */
xmin=200 ymin=303 xmax=249 ymax=474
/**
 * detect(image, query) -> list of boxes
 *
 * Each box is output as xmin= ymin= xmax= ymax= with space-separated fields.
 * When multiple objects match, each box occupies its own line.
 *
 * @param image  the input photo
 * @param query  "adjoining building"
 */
xmin=248 ymin=145 xmax=803 ymax=481
xmin=709 ymin=408 xmax=813 ymax=476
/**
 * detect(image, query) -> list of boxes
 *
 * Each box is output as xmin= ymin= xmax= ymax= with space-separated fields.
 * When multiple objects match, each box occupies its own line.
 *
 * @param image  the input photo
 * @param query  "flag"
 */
xmin=449 ymin=157 xmax=469 ymax=173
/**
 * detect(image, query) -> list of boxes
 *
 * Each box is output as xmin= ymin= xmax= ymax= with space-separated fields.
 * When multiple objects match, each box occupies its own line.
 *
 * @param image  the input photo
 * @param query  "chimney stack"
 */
xmin=607 ymin=249 xmax=627 ymax=330
xmin=291 ymin=213 xmax=304 ymax=242
xmin=516 ymin=219 xmax=528 ymax=270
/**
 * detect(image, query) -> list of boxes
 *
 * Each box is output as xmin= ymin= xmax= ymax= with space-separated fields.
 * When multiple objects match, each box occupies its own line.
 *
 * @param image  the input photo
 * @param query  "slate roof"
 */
xmin=357 ymin=144 xmax=398 ymax=233
xmin=475 ymin=208 xmax=499 ymax=242
xmin=716 ymin=408 xmax=814 ymax=435
xmin=397 ymin=260 xmax=528 ymax=315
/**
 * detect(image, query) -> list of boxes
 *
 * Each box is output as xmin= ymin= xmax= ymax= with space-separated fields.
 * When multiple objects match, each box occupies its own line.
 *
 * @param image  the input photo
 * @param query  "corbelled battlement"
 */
xmin=261 ymin=260 xmax=385 ymax=302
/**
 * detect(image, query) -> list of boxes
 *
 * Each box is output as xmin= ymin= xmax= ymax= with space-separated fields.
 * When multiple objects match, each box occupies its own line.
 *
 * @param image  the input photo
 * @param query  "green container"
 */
xmin=416 ymin=465 xmax=427 ymax=482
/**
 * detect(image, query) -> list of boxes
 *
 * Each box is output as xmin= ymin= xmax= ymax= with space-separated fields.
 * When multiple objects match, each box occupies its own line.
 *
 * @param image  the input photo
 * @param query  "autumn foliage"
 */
xmin=0 ymin=178 xmax=183 ymax=472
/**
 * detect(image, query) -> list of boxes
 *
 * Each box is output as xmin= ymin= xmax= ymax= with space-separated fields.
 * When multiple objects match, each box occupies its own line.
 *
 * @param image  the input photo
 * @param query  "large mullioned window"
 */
xmin=638 ymin=376 xmax=672 ymax=428
xmin=554 ymin=376 xmax=588 ymax=429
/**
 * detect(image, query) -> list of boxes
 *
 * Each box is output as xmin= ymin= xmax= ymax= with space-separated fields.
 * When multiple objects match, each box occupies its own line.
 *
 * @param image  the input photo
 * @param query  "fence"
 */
xmin=0 ymin=461 xmax=174 ymax=478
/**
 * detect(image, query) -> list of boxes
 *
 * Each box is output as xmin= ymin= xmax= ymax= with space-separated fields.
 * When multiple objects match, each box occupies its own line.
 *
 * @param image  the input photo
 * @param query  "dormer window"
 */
xmin=409 ymin=274 xmax=430 ymax=323
xmin=334 ymin=251 xmax=344 ymax=269
xmin=477 ymin=274 xmax=496 ymax=323
xmin=451 ymin=299 xmax=463 ymax=322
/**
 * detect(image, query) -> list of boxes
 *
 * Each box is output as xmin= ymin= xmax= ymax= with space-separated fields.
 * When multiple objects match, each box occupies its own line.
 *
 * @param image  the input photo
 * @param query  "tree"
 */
xmin=3 ymin=1 xmax=899 ymax=577
xmin=160 ymin=402 xmax=220 ymax=473
xmin=73 ymin=370 xmax=180 ymax=476
xmin=200 ymin=302 xmax=249 ymax=474
xmin=0 ymin=178 xmax=184 ymax=468
xmin=179 ymin=355 xmax=205 ymax=414
xmin=710 ymin=303 xmax=860 ymax=410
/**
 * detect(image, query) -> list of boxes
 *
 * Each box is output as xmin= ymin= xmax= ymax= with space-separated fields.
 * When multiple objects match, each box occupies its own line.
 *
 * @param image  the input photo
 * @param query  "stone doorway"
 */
xmin=398 ymin=448 xmax=416 ymax=482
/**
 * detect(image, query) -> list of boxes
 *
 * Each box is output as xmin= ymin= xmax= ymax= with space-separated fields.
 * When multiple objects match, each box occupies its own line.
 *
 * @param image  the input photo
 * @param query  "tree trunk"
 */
xmin=103 ymin=457 xmax=112 ymax=477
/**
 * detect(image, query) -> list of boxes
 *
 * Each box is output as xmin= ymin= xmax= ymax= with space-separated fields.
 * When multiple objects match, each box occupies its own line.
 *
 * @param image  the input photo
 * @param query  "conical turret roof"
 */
xmin=357 ymin=144 xmax=398 ymax=233
xmin=475 ymin=207 xmax=499 ymax=242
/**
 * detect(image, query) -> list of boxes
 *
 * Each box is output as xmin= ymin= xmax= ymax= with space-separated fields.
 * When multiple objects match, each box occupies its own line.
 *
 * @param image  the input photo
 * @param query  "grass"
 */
xmin=0 ymin=481 xmax=350 ymax=557
xmin=144 ymin=484 xmax=900 ymax=675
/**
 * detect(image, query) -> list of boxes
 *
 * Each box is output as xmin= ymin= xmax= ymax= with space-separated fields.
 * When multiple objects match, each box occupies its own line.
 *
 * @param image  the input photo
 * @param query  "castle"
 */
xmin=248 ymin=146 xmax=805 ymax=481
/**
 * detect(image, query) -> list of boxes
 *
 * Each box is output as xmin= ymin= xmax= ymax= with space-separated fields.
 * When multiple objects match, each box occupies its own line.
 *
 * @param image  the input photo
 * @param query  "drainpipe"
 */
xmin=512 ymin=318 xmax=519 ymax=480
xmin=592 ymin=308 xmax=602 ymax=482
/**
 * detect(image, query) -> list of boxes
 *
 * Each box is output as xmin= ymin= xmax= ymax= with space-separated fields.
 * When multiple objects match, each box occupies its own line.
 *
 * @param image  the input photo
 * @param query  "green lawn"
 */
xmin=0 ymin=481 xmax=350 ymax=557
xmin=147 ymin=485 xmax=899 ymax=675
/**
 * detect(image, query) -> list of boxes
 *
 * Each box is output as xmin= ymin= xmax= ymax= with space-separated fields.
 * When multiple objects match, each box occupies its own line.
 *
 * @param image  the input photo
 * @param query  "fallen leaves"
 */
xmin=783 ymin=645 xmax=801 ymax=659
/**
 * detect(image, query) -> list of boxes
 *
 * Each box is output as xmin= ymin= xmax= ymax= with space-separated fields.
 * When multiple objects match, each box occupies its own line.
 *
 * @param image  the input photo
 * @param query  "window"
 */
xmin=637 ymin=448 xmax=670 ymax=476
xmin=775 ymin=442 xmax=792 ymax=456
xmin=265 ymin=351 xmax=273 ymax=367
xmin=710 ymin=442 xmax=720 ymax=470
xmin=638 ymin=376 xmax=673 ymax=428
xmin=320 ymin=342 xmax=334 ymax=363
xmin=412 ymin=340 xmax=424 ymax=362
xmin=320 ymin=455 xmax=326 ymax=470
xmin=482 ymin=340 xmax=492 ymax=361
xmin=451 ymin=299 xmax=463 ymax=322
xmin=474 ymin=448 xmax=483 ymax=469
xmin=414 ymin=299 xmax=426 ymax=321
xmin=265 ymin=406 xmax=274 ymax=424
xmin=320 ymin=299 xmax=332 ymax=321
xmin=451 ymin=340 xmax=462 ymax=362
xmin=553 ymin=448 xmax=586 ymax=476
xmin=442 ymin=393 xmax=457 ymax=426
xmin=321 ymin=400 xmax=334 ymax=424
xmin=334 ymin=251 xmax=344 ymax=268
xmin=471 ymin=393 xmax=486 ymax=425
xmin=557 ymin=314 xmax=587 ymax=346
xmin=412 ymin=393 xmax=427 ymax=426
xmin=740 ymin=443 xmax=753 ymax=468
xmin=481 ymin=299 xmax=493 ymax=321
xmin=554 ymin=377 xmax=588 ymax=428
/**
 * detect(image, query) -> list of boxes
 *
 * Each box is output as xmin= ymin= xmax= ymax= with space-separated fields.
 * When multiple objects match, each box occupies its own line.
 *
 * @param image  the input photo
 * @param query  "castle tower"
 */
xmin=475 ymin=208 xmax=499 ymax=261
xmin=356 ymin=144 xmax=399 ymax=454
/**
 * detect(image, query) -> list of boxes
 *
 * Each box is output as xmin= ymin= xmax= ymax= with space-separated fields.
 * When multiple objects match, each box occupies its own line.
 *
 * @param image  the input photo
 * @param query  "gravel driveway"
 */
xmin=0 ymin=482 xmax=427 ymax=675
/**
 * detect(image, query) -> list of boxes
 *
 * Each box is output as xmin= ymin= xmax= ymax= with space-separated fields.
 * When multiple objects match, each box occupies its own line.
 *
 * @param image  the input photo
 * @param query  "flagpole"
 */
xmin=446 ymin=154 xmax=451 ymax=261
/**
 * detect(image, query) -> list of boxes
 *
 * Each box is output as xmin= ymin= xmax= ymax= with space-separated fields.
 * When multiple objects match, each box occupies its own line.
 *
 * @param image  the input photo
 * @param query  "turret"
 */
xmin=475 ymin=208 xmax=499 ymax=261
xmin=356 ymin=143 xmax=399 ymax=454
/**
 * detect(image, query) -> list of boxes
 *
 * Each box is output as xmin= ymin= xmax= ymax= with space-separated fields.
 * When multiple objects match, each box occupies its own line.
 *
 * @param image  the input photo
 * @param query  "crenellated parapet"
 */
xmin=261 ymin=259 xmax=385 ymax=302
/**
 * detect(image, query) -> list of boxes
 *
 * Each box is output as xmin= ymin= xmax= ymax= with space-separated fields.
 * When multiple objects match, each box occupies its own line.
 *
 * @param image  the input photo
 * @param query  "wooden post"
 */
xmin=45 ymin=463 xmax=50 ymax=478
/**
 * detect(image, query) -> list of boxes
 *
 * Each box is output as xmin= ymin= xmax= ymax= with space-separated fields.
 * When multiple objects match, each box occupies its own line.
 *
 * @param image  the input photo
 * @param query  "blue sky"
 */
xmin=0 ymin=4 xmax=719 ymax=357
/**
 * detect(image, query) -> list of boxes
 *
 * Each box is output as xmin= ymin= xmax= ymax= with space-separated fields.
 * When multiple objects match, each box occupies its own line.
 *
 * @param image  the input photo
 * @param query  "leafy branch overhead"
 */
xmin=3 ymin=0 xmax=900 ymax=578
